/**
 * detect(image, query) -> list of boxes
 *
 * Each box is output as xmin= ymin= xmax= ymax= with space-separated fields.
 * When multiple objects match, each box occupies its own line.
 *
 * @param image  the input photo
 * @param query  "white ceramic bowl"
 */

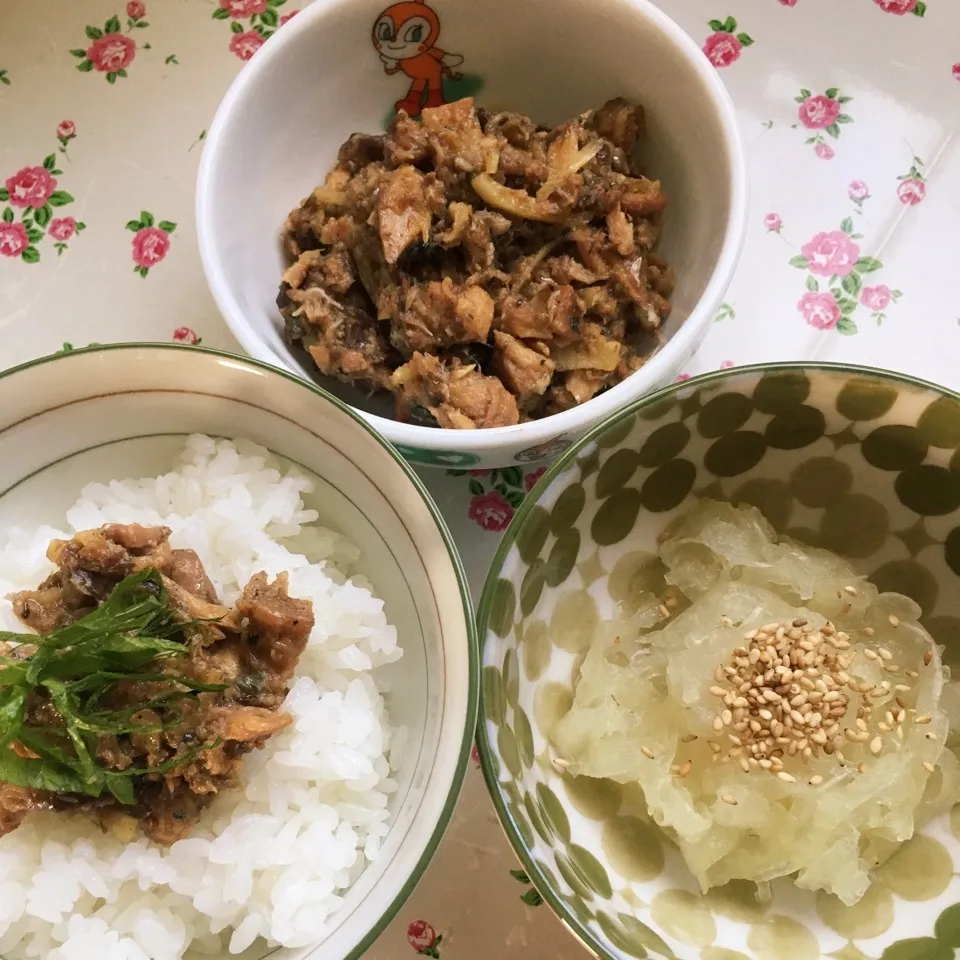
xmin=0 ymin=343 xmax=478 ymax=960
xmin=196 ymin=0 xmax=747 ymax=470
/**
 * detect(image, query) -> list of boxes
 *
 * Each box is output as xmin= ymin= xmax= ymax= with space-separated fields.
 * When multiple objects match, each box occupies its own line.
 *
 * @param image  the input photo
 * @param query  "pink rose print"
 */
xmin=126 ymin=211 xmax=176 ymax=277
xmin=71 ymin=15 xmax=148 ymax=82
xmin=87 ymin=34 xmax=136 ymax=72
xmin=719 ymin=360 xmax=735 ymax=370
xmin=795 ymin=88 xmax=853 ymax=157
xmin=1 ymin=147 xmax=81 ymax=264
xmin=48 ymin=213 xmax=85 ymax=256
xmin=172 ymin=326 xmax=200 ymax=345
xmin=524 ymin=467 xmax=546 ymax=492
xmin=860 ymin=284 xmax=903 ymax=326
xmin=219 ymin=0 xmax=268 ymax=16
xmin=798 ymin=291 xmax=841 ymax=330
xmin=0 ymin=222 xmax=29 ymax=259
xmin=48 ymin=217 xmax=77 ymax=241
xmin=896 ymin=154 xmax=927 ymax=205
xmin=213 ymin=0 xmax=287 ymax=55
xmin=897 ymin=179 xmax=925 ymax=205
xmin=703 ymin=32 xmax=741 ymax=67
xmin=764 ymin=213 xmax=783 ymax=233
xmin=848 ymin=180 xmax=870 ymax=214
xmin=790 ymin=216 xmax=895 ymax=336
xmin=407 ymin=920 xmax=442 ymax=957
xmin=229 ymin=30 xmax=265 ymax=60
xmin=56 ymin=121 xmax=77 ymax=158
xmin=702 ymin=17 xmax=754 ymax=68
xmin=468 ymin=469 xmax=491 ymax=477
xmin=953 ymin=63 xmax=960 ymax=81
xmin=675 ymin=373 xmax=691 ymax=383
xmin=873 ymin=0 xmax=926 ymax=15
xmin=132 ymin=227 xmax=169 ymax=267
xmin=848 ymin=181 xmax=869 ymax=201
xmin=798 ymin=94 xmax=840 ymax=130
xmin=800 ymin=230 xmax=860 ymax=278
xmin=778 ymin=0 xmax=798 ymax=5
xmin=4 ymin=167 xmax=57 ymax=209
xmin=470 ymin=743 xmax=481 ymax=767
xmin=468 ymin=491 xmax=513 ymax=532
xmin=860 ymin=285 xmax=892 ymax=312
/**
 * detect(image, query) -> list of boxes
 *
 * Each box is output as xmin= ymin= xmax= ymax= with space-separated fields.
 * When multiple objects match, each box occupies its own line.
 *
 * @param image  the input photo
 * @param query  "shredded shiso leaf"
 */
xmin=0 ymin=570 xmax=225 ymax=804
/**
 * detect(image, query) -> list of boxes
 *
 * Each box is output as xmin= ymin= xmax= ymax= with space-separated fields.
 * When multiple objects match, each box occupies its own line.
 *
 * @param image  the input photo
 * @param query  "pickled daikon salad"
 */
xmin=553 ymin=501 xmax=960 ymax=905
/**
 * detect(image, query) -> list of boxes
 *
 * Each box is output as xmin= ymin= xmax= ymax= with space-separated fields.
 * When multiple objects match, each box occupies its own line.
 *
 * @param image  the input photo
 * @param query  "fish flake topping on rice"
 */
xmin=0 ymin=435 xmax=403 ymax=960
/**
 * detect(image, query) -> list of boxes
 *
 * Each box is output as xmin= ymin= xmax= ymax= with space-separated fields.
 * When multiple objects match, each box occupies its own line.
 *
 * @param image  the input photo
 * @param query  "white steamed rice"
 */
xmin=0 ymin=435 xmax=403 ymax=960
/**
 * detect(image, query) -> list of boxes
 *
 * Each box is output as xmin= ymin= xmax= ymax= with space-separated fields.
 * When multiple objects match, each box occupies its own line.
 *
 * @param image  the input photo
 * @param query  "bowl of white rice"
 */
xmin=0 ymin=343 xmax=477 ymax=960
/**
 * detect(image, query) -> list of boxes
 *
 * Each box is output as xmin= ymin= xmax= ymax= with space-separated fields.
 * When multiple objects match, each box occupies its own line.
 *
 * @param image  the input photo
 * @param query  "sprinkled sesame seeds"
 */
xmin=721 ymin=794 xmax=738 ymax=805
xmin=640 ymin=747 xmax=655 ymax=760
xmin=685 ymin=611 xmax=934 ymax=784
xmin=923 ymin=761 xmax=936 ymax=774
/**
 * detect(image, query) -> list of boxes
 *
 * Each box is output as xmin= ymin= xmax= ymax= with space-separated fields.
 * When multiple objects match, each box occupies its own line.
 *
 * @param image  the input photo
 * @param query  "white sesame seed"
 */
xmin=843 ymin=585 xmax=858 ymax=596
xmin=869 ymin=737 xmax=883 ymax=756
xmin=777 ymin=771 xmax=797 ymax=783
xmin=809 ymin=775 xmax=823 ymax=786
xmin=552 ymin=757 xmax=570 ymax=769
xmin=680 ymin=733 xmax=698 ymax=743
xmin=709 ymin=685 xmax=726 ymax=697
xmin=863 ymin=649 xmax=878 ymax=661
xmin=914 ymin=714 xmax=932 ymax=725
xmin=721 ymin=794 xmax=738 ymax=805
xmin=713 ymin=716 xmax=724 ymax=731
xmin=641 ymin=747 xmax=655 ymax=760
xmin=889 ymin=615 xmax=900 ymax=627
xmin=923 ymin=761 xmax=936 ymax=774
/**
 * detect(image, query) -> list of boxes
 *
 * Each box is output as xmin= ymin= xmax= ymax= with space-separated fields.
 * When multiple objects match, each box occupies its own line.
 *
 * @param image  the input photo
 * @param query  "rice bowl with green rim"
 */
xmin=476 ymin=361 xmax=960 ymax=960
xmin=0 ymin=343 xmax=478 ymax=960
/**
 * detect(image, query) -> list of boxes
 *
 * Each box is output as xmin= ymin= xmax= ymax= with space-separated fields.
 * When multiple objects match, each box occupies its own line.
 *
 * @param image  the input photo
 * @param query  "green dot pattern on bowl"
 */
xmin=478 ymin=367 xmax=960 ymax=960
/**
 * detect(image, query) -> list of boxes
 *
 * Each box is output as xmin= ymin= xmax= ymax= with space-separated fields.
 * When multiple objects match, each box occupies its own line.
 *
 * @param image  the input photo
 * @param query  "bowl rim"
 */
xmin=473 ymin=358 xmax=960 ymax=960
xmin=0 ymin=341 xmax=480 ymax=960
xmin=195 ymin=0 xmax=749 ymax=456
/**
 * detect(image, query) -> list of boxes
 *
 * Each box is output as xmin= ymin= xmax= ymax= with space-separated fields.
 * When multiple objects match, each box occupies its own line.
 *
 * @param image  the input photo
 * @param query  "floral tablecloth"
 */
xmin=1 ymin=0 xmax=959 ymax=956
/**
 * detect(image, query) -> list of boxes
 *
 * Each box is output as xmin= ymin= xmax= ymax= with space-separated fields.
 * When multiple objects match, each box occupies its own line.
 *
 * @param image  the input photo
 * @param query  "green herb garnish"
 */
xmin=0 ymin=569 xmax=226 ymax=804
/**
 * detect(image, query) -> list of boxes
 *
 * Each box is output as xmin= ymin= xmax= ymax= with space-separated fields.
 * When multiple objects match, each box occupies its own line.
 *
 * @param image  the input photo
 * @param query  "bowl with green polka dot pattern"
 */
xmin=475 ymin=362 xmax=960 ymax=960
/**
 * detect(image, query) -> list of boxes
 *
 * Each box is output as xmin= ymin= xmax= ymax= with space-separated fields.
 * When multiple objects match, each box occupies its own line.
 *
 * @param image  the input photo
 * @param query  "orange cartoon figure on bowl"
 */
xmin=372 ymin=0 xmax=464 ymax=116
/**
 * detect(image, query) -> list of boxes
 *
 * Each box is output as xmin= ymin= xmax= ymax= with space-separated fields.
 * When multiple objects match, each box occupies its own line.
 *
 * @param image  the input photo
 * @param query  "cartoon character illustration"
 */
xmin=372 ymin=0 xmax=464 ymax=116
